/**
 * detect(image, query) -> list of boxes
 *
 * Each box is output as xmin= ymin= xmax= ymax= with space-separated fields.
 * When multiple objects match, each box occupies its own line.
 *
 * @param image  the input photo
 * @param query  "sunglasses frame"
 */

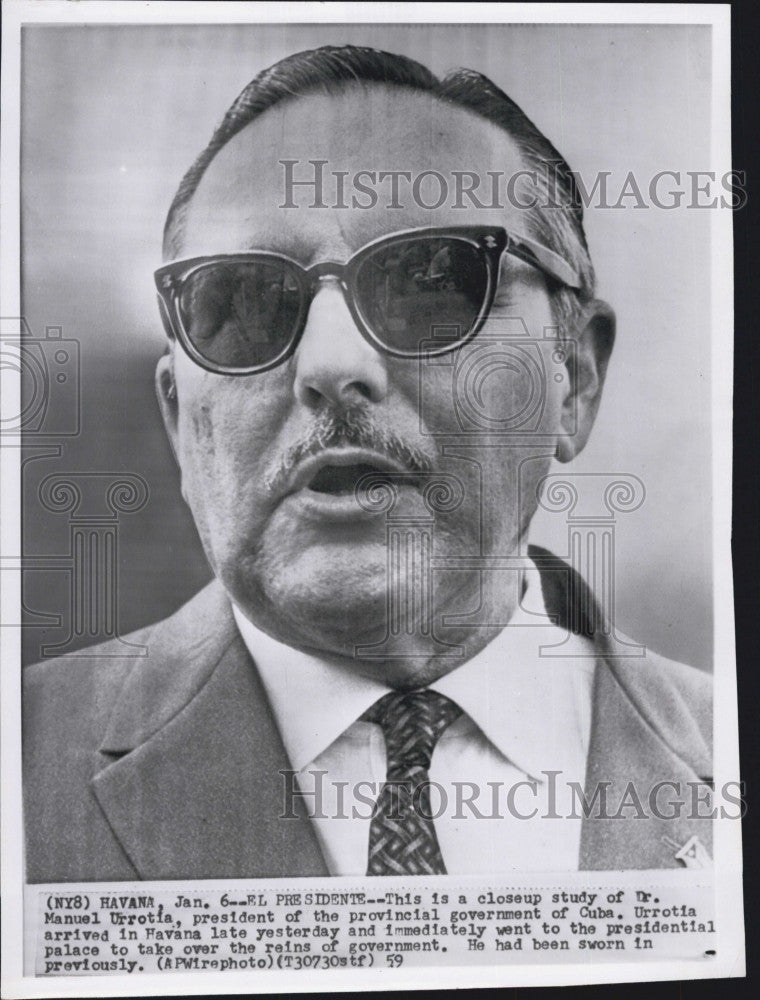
xmin=154 ymin=225 xmax=581 ymax=376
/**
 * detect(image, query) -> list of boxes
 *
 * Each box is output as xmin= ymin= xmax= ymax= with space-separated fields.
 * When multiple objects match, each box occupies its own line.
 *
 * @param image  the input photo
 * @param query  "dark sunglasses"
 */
xmin=154 ymin=226 xmax=580 ymax=376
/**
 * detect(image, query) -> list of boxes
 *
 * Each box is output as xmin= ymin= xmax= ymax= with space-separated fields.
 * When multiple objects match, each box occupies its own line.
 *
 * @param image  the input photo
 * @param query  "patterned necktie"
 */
xmin=362 ymin=689 xmax=462 ymax=875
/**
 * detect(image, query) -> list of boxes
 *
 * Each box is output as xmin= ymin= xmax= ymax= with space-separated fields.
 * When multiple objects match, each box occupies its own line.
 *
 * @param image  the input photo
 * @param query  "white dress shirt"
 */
xmin=233 ymin=561 xmax=597 ymax=874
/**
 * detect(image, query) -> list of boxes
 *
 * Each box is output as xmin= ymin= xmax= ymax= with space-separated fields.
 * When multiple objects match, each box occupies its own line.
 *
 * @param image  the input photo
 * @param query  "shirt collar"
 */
xmin=233 ymin=560 xmax=595 ymax=778
xmin=232 ymin=606 xmax=390 ymax=771
xmin=430 ymin=567 xmax=595 ymax=781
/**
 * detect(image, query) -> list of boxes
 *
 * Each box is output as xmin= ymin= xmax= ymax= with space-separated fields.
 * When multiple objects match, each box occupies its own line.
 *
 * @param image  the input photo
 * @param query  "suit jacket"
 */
xmin=23 ymin=547 xmax=712 ymax=882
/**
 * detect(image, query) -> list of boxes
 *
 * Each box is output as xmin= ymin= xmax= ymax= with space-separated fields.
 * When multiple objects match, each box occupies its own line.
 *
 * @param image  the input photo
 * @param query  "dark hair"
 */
xmin=164 ymin=45 xmax=595 ymax=330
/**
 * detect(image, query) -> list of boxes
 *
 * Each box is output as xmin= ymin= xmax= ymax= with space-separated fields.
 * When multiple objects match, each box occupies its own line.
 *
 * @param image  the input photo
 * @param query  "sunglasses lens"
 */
xmin=178 ymin=261 xmax=304 ymax=370
xmin=355 ymin=237 xmax=489 ymax=353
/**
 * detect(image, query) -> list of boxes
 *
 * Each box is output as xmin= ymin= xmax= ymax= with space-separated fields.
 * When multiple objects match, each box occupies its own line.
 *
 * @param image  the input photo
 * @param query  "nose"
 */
xmin=293 ymin=278 xmax=388 ymax=408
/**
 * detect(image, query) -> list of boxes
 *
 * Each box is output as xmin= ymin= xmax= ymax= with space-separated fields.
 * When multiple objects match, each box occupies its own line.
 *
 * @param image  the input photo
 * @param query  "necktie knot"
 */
xmin=362 ymin=689 xmax=462 ymax=775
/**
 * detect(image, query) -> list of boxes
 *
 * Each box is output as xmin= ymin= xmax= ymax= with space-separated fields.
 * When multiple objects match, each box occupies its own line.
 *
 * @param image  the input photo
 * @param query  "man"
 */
xmin=24 ymin=46 xmax=711 ymax=881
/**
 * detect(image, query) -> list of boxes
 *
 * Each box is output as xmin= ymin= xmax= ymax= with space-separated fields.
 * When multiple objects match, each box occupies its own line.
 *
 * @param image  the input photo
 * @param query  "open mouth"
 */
xmin=307 ymin=463 xmax=397 ymax=496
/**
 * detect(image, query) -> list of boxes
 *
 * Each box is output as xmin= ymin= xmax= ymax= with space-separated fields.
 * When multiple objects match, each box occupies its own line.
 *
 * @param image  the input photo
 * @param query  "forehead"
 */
xmin=181 ymin=86 xmax=529 ymax=261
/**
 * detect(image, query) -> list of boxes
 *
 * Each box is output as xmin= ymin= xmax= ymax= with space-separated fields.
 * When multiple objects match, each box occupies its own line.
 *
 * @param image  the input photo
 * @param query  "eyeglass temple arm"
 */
xmin=506 ymin=233 xmax=582 ymax=290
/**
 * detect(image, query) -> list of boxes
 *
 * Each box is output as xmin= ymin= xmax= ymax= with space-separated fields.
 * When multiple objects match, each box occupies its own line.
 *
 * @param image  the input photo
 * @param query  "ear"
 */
xmin=555 ymin=299 xmax=615 ymax=463
xmin=155 ymin=351 xmax=180 ymax=462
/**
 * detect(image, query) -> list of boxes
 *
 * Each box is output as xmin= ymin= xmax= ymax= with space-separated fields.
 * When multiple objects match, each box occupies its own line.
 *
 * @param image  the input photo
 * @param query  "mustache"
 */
xmin=265 ymin=404 xmax=433 ymax=495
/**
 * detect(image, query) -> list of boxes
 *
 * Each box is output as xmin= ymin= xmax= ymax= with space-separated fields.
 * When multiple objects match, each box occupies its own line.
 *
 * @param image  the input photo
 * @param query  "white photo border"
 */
xmin=1 ymin=2 xmax=742 ymax=996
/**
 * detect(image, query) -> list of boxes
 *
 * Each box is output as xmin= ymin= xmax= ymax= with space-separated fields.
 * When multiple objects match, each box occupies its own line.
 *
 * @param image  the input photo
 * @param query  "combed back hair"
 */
xmin=164 ymin=45 xmax=595 ymax=333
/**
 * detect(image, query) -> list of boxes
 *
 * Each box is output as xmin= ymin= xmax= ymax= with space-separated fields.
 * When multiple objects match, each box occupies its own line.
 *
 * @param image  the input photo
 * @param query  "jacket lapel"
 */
xmin=91 ymin=583 xmax=328 ymax=879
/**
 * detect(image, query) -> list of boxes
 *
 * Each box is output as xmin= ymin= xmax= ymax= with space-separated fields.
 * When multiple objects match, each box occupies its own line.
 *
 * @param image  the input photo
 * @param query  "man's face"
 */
xmin=158 ymin=87 xmax=607 ymax=675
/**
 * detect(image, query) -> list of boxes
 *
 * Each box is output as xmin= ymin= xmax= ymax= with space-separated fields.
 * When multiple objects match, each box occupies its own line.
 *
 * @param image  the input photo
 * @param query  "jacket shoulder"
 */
xmin=23 ymin=583 xmax=235 ymax=882
xmin=24 ymin=628 xmax=154 ymax=736
xmin=22 ymin=627 xmax=162 ymax=882
xmin=23 ymin=626 xmax=161 ymax=860
xmin=23 ymin=580 xmax=233 ymax=744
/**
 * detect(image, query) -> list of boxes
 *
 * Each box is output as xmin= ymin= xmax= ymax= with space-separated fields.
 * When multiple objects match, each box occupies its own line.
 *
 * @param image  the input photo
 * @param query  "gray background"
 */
xmin=20 ymin=23 xmax=713 ymax=669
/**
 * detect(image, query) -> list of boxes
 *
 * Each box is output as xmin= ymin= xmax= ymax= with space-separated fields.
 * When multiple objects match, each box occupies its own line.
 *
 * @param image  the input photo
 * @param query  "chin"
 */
xmin=237 ymin=543 xmax=395 ymax=648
